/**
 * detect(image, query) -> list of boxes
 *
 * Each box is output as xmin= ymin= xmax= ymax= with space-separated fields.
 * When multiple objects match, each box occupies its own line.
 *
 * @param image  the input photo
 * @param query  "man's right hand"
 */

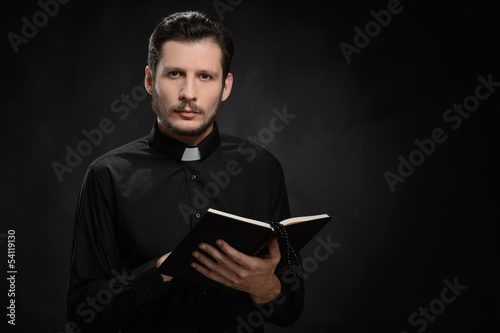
xmin=156 ymin=252 xmax=174 ymax=282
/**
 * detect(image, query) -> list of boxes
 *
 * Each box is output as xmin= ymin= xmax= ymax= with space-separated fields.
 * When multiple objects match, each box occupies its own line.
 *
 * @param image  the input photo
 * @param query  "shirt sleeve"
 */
xmin=66 ymin=165 xmax=175 ymax=332
xmin=259 ymin=157 xmax=305 ymax=327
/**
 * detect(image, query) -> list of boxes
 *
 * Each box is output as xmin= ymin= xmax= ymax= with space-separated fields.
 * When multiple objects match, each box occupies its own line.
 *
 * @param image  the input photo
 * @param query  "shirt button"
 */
xmin=195 ymin=213 xmax=201 ymax=218
xmin=151 ymin=287 xmax=158 ymax=293
xmin=202 ymin=289 xmax=207 ymax=295
xmin=191 ymin=174 xmax=197 ymax=180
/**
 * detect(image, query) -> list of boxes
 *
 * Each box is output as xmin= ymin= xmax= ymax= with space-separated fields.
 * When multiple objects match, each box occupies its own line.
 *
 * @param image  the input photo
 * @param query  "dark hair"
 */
xmin=148 ymin=11 xmax=234 ymax=82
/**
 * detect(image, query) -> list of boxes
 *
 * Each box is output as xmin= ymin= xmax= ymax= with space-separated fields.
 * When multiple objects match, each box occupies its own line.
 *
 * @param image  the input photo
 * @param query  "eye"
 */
xmin=200 ymin=74 xmax=212 ymax=81
xmin=168 ymin=71 xmax=182 ymax=78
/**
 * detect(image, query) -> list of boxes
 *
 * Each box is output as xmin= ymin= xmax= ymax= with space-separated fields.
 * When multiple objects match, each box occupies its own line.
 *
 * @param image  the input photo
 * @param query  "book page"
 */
xmin=280 ymin=214 xmax=330 ymax=226
xmin=207 ymin=208 xmax=272 ymax=229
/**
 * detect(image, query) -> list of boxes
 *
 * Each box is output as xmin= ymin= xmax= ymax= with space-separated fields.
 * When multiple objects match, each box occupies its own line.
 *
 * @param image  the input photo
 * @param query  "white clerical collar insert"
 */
xmin=181 ymin=147 xmax=201 ymax=161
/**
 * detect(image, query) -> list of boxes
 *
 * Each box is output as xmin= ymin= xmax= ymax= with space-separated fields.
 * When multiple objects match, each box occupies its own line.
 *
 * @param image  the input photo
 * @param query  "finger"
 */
xmin=192 ymin=249 xmax=217 ymax=271
xmin=268 ymin=237 xmax=281 ymax=261
xmin=199 ymin=242 xmax=245 ymax=270
xmin=191 ymin=260 xmax=247 ymax=292
xmin=191 ymin=252 xmax=243 ymax=290
xmin=194 ymin=245 xmax=243 ymax=281
xmin=156 ymin=251 xmax=172 ymax=268
xmin=215 ymin=239 xmax=254 ymax=267
xmin=217 ymin=239 xmax=279 ymax=278
xmin=190 ymin=260 xmax=229 ymax=285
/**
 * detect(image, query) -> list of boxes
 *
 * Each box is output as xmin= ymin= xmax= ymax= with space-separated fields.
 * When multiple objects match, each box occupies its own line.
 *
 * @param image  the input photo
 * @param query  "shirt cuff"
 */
xmin=131 ymin=259 xmax=177 ymax=307
xmin=255 ymin=273 xmax=304 ymax=327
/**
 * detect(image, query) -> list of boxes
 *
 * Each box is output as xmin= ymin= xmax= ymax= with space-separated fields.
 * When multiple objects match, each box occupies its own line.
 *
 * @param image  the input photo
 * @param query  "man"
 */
xmin=66 ymin=11 xmax=304 ymax=333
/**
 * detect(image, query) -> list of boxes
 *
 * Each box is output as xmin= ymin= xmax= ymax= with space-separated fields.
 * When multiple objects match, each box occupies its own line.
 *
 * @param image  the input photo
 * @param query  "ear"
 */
xmin=144 ymin=66 xmax=154 ymax=95
xmin=221 ymin=73 xmax=233 ymax=102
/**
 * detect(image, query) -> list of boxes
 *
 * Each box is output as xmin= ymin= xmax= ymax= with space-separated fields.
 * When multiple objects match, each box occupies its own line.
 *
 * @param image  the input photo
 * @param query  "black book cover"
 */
xmin=157 ymin=208 xmax=331 ymax=288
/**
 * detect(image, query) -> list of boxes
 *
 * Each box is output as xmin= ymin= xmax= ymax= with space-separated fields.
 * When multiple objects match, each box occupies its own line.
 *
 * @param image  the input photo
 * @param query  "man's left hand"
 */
xmin=191 ymin=237 xmax=282 ymax=304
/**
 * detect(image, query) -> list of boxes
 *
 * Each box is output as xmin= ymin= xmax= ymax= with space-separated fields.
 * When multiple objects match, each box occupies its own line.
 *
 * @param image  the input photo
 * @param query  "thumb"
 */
xmin=268 ymin=237 xmax=281 ymax=259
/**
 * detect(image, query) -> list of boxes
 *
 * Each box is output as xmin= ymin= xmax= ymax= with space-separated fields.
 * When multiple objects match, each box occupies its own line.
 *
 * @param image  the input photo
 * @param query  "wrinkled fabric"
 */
xmin=66 ymin=122 xmax=304 ymax=333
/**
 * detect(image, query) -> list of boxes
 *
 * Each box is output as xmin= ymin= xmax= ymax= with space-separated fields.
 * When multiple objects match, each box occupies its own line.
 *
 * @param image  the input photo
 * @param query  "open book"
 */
xmin=156 ymin=208 xmax=332 ymax=287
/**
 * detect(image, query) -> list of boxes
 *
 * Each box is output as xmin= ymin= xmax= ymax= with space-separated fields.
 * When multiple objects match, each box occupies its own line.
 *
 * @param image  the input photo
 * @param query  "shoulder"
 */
xmin=219 ymin=132 xmax=283 ymax=169
xmin=87 ymin=135 xmax=150 ymax=172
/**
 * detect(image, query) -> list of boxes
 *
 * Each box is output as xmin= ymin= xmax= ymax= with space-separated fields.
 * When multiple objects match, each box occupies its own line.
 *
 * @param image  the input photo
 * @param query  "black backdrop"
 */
xmin=1 ymin=1 xmax=499 ymax=332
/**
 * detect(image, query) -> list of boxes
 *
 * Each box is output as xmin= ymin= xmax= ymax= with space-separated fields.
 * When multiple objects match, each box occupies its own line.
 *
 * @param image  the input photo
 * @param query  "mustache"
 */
xmin=167 ymin=101 xmax=205 ymax=113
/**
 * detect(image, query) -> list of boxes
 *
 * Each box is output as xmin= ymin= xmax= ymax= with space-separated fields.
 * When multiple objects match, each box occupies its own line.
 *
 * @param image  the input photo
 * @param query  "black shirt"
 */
xmin=66 ymin=122 xmax=304 ymax=333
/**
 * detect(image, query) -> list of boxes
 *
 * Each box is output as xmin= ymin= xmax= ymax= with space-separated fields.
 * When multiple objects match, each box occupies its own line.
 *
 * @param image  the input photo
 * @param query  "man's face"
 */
xmin=145 ymin=39 xmax=232 ymax=141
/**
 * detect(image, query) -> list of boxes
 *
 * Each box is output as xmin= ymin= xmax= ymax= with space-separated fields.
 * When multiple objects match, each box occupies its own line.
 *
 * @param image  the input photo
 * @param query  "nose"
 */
xmin=179 ymin=76 xmax=198 ymax=103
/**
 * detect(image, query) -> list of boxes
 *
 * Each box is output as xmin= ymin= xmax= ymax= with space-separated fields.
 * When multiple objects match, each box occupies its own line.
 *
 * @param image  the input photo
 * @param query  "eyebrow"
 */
xmin=161 ymin=66 xmax=219 ymax=78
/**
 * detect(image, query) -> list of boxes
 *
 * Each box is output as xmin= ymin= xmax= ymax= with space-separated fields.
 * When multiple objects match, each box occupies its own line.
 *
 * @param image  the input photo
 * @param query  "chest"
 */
xmin=112 ymin=158 xmax=274 ymax=267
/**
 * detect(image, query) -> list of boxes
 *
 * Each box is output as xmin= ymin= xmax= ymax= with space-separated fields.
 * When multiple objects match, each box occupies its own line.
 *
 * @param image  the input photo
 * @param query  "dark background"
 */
xmin=1 ymin=0 xmax=499 ymax=332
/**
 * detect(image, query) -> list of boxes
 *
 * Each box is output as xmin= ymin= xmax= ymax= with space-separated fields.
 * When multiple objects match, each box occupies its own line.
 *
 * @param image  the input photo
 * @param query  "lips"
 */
xmin=176 ymin=109 xmax=199 ymax=118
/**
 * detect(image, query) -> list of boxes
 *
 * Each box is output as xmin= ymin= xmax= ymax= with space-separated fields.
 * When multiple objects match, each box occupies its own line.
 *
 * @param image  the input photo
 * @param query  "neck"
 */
xmin=157 ymin=120 xmax=213 ymax=147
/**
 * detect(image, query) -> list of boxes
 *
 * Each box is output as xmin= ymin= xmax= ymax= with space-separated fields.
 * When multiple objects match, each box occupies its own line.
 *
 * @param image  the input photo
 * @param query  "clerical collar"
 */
xmin=147 ymin=121 xmax=221 ymax=161
xmin=181 ymin=147 xmax=201 ymax=161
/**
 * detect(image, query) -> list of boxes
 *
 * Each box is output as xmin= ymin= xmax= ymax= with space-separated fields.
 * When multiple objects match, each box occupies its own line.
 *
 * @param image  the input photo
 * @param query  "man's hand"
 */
xmin=191 ymin=237 xmax=282 ymax=304
xmin=156 ymin=252 xmax=174 ymax=282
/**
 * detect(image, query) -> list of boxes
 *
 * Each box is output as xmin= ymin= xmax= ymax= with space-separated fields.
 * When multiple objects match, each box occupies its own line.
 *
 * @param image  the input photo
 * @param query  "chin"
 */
xmin=173 ymin=120 xmax=202 ymax=130
xmin=165 ymin=119 xmax=212 ymax=137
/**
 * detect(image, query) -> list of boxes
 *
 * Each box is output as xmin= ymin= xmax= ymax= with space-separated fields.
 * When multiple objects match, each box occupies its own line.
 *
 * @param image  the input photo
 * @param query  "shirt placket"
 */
xmin=183 ymin=162 xmax=214 ymax=332
xmin=183 ymin=163 xmax=204 ymax=228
